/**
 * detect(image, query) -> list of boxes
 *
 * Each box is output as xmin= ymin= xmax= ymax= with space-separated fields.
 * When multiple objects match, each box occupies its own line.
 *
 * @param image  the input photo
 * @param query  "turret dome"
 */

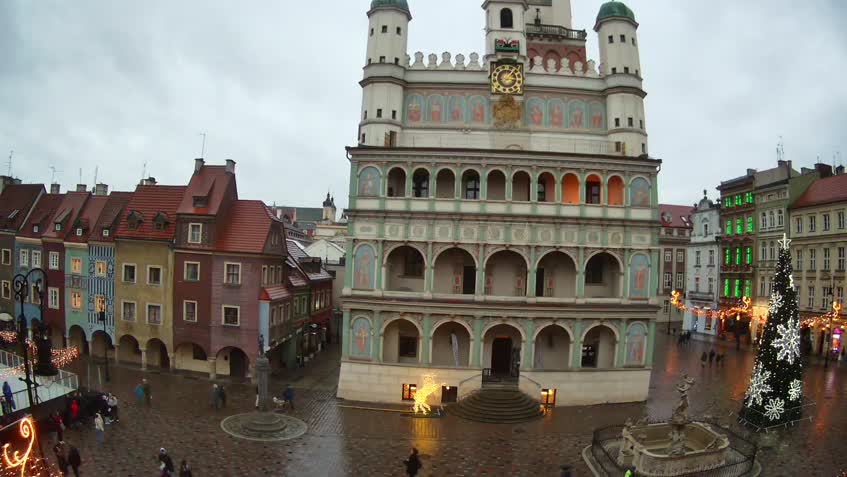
xmin=370 ymin=0 xmax=410 ymax=14
xmin=596 ymin=1 xmax=637 ymax=26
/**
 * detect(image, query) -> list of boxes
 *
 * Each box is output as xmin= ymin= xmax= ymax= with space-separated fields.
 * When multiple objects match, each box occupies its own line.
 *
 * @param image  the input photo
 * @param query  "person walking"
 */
xmin=70 ymin=398 xmax=80 ymax=430
xmin=283 ymin=384 xmax=295 ymax=411
xmin=135 ymin=381 xmax=145 ymax=404
xmin=50 ymin=411 xmax=65 ymax=443
xmin=219 ymin=385 xmax=227 ymax=408
xmin=142 ymin=378 xmax=152 ymax=407
xmin=67 ymin=445 xmax=81 ymax=477
xmin=403 ymin=447 xmax=422 ymax=477
xmin=94 ymin=412 xmax=105 ymax=445
xmin=159 ymin=448 xmax=175 ymax=477
xmin=107 ymin=393 xmax=119 ymax=423
xmin=708 ymin=349 xmax=716 ymax=367
xmin=211 ymin=384 xmax=220 ymax=410
xmin=53 ymin=442 xmax=69 ymax=476
xmin=700 ymin=351 xmax=707 ymax=368
xmin=2 ymin=381 xmax=14 ymax=413
xmin=179 ymin=459 xmax=193 ymax=477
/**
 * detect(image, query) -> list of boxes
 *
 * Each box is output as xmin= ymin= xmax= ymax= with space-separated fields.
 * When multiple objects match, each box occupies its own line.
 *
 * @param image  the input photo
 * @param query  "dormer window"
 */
xmin=55 ymin=223 xmax=62 ymax=232
xmin=153 ymin=212 xmax=169 ymax=231
xmin=193 ymin=196 xmax=208 ymax=208
xmin=76 ymin=228 xmax=83 ymax=236
xmin=102 ymin=228 xmax=110 ymax=237
xmin=33 ymin=225 xmax=39 ymax=233
xmin=127 ymin=211 xmax=143 ymax=231
xmin=188 ymin=223 xmax=203 ymax=244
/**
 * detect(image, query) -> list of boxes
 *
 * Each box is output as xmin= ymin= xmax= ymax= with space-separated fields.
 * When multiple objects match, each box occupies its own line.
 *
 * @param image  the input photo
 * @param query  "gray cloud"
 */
xmin=1 ymin=0 xmax=844 ymax=211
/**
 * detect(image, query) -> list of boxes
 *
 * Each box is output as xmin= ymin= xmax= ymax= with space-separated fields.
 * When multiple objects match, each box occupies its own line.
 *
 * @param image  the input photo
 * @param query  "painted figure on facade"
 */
xmin=550 ymin=101 xmax=564 ymax=128
xmin=352 ymin=317 xmax=371 ymax=357
xmin=448 ymin=96 xmax=465 ymax=122
xmin=358 ymin=167 xmax=381 ymax=197
xmin=530 ymin=104 xmax=544 ymax=126
xmin=590 ymin=103 xmax=605 ymax=129
xmin=427 ymin=95 xmax=443 ymax=122
xmin=570 ymin=101 xmax=586 ymax=129
xmin=629 ymin=254 xmax=650 ymax=298
xmin=626 ymin=322 xmax=647 ymax=365
xmin=353 ymin=245 xmax=376 ymax=289
xmin=406 ymin=95 xmax=423 ymax=123
xmin=469 ymin=96 xmax=487 ymax=124
xmin=630 ymin=177 xmax=651 ymax=207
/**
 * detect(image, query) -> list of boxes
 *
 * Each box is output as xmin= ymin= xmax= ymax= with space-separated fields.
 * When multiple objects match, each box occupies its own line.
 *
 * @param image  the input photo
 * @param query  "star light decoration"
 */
xmin=768 ymin=292 xmax=783 ymax=316
xmin=412 ymin=375 xmax=444 ymax=415
xmin=772 ymin=318 xmax=801 ymax=365
xmin=745 ymin=362 xmax=772 ymax=407
xmin=764 ymin=397 xmax=786 ymax=421
xmin=788 ymin=379 xmax=803 ymax=402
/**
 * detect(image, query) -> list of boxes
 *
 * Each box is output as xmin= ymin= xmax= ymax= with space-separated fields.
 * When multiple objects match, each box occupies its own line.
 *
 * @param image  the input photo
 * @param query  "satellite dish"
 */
xmin=0 ymin=313 xmax=13 ymax=322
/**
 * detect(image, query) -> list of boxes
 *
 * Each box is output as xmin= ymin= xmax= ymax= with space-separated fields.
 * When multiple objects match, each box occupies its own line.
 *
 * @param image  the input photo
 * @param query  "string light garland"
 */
xmin=670 ymin=290 xmax=751 ymax=321
xmin=0 ymin=332 xmax=80 ymax=380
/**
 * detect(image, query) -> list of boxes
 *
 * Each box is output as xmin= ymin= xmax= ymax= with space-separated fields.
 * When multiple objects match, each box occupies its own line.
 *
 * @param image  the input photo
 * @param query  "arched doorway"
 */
xmin=435 ymin=169 xmax=455 ymax=199
xmin=536 ymin=251 xmax=577 ymax=298
xmin=537 ymin=172 xmax=555 ymax=202
xmin=607 ymin=176 xmax=624 ymax=206
xmin=146 ymin=338 xmax=170 ymax=369
xmin=433 ymin=248 xmax=476 ymax=295
xmin=486 ymin=170 xmax=506 ymax=201
xmin=385 ymin=246 xmax=425 ymax=292
xmin=118 ymin=335 xmax=142 ymax=364
xmin=533 ymin=325 xmax=571 ymax=370
xmin=386 ymin=167 xmax=406 ymax=198
xmin=431 ymin=321 xmax=471 ymax=367
xmin=412 ymin=169 xmax=429 ymax=198
xmin=512 ymin=171 xmax=531 ymax=202
xmin=68 ymin=325 xmax=88 ymax=356
xmin=462 ymin=170 xmax=481 ymax=200
xmin=482 ymin=323 xmax=523 ymax=376
xmin=382 ymin=318 xmax=420 ymax=364
xmin=90 ymin=330 xmax=113 ymax=360
xmin=581 ymin=325 xmax=617 ymax=368
xmin=174 ymin=342 xmax=208 ymax=373
xmin=484 ymin=250 xmax=528 ymax=297
xmin=585 ymin=174 xmax=602 ymax=204
xmin=584 ymin=252 xmax=623 ymax=298
xmin=562 ymin=173 xmax=580 ymax=204
xmin=216 ymin=347 xmax=249 ymax=378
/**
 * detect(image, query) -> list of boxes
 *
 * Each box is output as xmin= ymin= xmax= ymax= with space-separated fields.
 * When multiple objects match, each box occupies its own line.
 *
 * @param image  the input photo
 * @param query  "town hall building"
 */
xmin=338 ymin=0 xmax=660 ymax=407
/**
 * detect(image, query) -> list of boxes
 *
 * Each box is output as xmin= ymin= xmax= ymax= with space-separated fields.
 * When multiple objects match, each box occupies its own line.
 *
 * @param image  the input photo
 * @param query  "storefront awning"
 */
xmin=0 ymin=313 xmax=14 ymax=322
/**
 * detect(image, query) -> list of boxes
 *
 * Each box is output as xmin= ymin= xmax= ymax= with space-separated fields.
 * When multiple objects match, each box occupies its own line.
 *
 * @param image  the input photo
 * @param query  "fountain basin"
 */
xmin=617 ymin=422 xmax=731 ymax=476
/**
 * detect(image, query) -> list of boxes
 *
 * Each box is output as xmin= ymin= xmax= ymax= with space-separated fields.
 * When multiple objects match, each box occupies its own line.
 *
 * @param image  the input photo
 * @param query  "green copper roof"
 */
xmin=596 ymin=1 xmax=636 ymax=25
xmin=370 ymin=0 xmax=410 ymax=13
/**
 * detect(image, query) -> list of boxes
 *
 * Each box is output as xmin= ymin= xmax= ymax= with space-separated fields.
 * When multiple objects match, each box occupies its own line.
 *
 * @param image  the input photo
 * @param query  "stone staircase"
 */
xmin=449 ymin=385 xmax=544 ymax=424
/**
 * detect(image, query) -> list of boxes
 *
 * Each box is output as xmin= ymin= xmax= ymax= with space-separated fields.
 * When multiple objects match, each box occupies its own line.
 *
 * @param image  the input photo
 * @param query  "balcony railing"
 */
xmin=525 ymin=23 xmax=587 ymax=41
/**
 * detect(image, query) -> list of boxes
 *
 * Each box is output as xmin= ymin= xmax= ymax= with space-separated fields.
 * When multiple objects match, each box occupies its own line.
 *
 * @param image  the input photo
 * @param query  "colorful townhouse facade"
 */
xmin=0 ymin=184 xmax=44 ymax=321
xmin=657 ymin=204 xmax=693 ymax=333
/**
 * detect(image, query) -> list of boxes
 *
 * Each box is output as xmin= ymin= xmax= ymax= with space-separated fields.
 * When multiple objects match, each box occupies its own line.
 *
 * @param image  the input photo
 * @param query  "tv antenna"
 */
xmin=141 ymin=162 xmax=147 ymax=182
xmin=6 ymin=151 xmax=13 ymax=176
xmin=199 ymin=132 xmax=207 ymax=158
xmin=93 ymin=166 xmax=99 ymax=186
xmin=776 ymin=136 xmax=784 ymax=162
xmin=49 ymin=165 xmax=62 ymax=185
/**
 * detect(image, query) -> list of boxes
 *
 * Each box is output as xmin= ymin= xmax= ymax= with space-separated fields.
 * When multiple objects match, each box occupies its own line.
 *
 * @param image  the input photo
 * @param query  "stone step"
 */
xmin=449 ymin=388 xmax=543 ymax=424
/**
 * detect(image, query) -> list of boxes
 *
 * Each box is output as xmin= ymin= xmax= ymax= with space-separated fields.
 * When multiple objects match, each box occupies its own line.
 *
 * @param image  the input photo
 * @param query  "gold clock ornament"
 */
xmin=490 ymin=63 xmax=524 ymax=95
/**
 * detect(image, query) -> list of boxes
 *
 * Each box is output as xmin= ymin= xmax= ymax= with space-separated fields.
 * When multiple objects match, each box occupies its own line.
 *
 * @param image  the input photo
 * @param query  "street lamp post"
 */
xmin=825 ymin=274 xmax=836 ymax=368
xmin=98 ymin=310 xmax=110 ymax=382
xmin=12 ymin=270 xmax=46 ymax=408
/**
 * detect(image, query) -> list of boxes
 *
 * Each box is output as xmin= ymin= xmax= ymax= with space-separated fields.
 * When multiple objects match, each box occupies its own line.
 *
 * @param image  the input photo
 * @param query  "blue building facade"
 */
xmin=87 ymin=244 xmax=116 ymax=342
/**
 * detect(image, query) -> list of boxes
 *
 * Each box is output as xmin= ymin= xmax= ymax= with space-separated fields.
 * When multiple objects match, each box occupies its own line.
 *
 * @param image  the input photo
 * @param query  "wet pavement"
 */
xmin=38 ymin=334 xmax=847 ymax=476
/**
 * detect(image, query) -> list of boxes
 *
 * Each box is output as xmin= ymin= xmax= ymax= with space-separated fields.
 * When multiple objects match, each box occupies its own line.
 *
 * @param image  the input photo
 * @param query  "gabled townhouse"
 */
xmin=0 ymin=184 xmax=44 ymax=319
xmin=114 ymin=180 xmax=187 ymax=370
xmin=285 ymin=239 xmax=334 ymax=355
xmin=63 ymin=191 xmax=109 ymax=356
xmin=41 ymin=189 xmax=90 ymax=347
xmin=15 ymin=190 xmax=64 ymax=342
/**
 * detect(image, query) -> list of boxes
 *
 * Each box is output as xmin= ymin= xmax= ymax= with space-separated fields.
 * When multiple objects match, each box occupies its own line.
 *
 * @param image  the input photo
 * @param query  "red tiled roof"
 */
xmin=0 ymin=184 xmax=44 ymax=231
xmin=177 ymin=166 xmax=236 ymax=216
xmin=92 ymin=192 xmax=133 ymax=242
xmin=261 ymin=285 xmax=292 ymax=301
xmin=115 ymin=185 xmax=187 ymax=241
xmin=18 ymin=194 xmax=64 ymax=239
xmin=286 ymin=239 xmax=333 ymax=282
xmin=288 ymin=269 xmax=308 ymax=288
xmin=65 ymin=196 xmax=108 ymax=243
xmin=793 ymin=174 xmax=847 ymax=209
xmin=42 ymin=192 xmax=90 ymax=240
xmin=659 ymin=204 xmax=694 ymax=229
xmin=216 ymin=200 xmax=275 ymax=254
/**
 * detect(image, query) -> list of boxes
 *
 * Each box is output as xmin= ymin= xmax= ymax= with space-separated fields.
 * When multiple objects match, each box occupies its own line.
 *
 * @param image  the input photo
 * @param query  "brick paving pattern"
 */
xmin=35 ymin=334 xmax=847 ymax=476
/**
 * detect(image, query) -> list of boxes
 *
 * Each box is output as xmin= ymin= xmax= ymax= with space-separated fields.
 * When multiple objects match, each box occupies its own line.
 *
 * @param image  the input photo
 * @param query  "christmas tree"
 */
xmin=741 ymin=233 xmax=804 ymax=428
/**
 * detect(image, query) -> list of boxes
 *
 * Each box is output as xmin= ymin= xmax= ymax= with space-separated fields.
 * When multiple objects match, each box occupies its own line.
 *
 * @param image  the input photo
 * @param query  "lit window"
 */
xmin=71 ymin=292 xmax=82 ymax=311
xmin=402 ymin=384 xmax=417 ymax=401
xmin=95 ymin=295 xmax=105 ymax=314
xmin=95 ymin=261 xmax=107 ymax=277
xmin=541 ymin=389 xmax=557 ymax=407
xmin=71 ymin=258 xmax=82 ymax=274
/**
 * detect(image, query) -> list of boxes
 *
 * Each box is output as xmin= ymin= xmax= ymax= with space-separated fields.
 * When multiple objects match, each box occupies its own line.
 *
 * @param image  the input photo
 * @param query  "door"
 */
xmin=535 ymin=268 xmax=545 ymax=297
xmin=462 ymin=266 xmax=476 ymax=295
xmin=229 ymin=349 xmax=247 ymax=377
xmin=491 ymin=338 xmax=512 ymax=374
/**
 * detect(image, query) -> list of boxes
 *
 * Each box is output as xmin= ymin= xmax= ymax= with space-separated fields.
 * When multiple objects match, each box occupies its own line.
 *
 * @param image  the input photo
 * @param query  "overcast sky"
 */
xmin=2 ymin=1 xmax=845 ymax=211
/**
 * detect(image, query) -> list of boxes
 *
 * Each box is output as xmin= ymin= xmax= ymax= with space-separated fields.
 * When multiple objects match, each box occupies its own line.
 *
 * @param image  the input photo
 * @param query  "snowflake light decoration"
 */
xmin=745 ymin=362 xmax=772 ymax=407
xmin=772 ymin=318 xmax=801 ymax=364
xmin=768 ymin=292 xmax=783 ymax=316
xmin=764 ymin=397 xmax=785 ymax=421
xmin=788 ymin=379 xmax=803 ymax=402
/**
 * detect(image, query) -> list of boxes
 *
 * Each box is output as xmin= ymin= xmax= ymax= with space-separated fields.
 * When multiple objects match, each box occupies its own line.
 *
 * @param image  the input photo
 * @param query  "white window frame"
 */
xmin=95 ymin=294 xmax=106 ymax=314
xmin=183 ymin=300 xmax=198 ymax=322
xmin=222 ymin=305 xmax=240 ymax=326
xmin=838 ymin=247 xmax=845 ymax=271
xmin=146 ymin=303 xmax=163 ymax=325
xmin=676 ymin=250 xmax=684 ymax=262
xmin=184 ymin=261 xmax=201 ymax=282
xmin=32 ymin=250 xmax=41 ymax=269
xmin=71 ymin=291 xmax=82 ymax=311
xmin=121 ymin=300 xmax=137 ymax=322
xmin=823 ymin=214 xmax=831 ymax=231
xmin=19 ymin=250 xmax=28 ymax=268
xmin=70 ymin=257 xmax=82 ymax=274
xmin=95 ymin=261 xmax=107 ymax=277
xmin=823 ymin=248 xmax=831 ymax=271
xmin=0 ymin=249 xmax=10 ymax=266
xmin=663 ymin=272 xmax=672 ymax=289
xmin=188 ymin=223 xmax=203 ymax=244
xmin=675 ymin=273 xmax=684 ymax=290
xmin=122 ymin=263 xmax=137 ymax=283
xmin=795 ymin=217 xmax=802 ymax=234
xmin=663 ymin=251 xmax=672 ymax=262
xmin=224 ymin=262 xmax=242 ymax=285
xmin=694 ymin=251 xmax=701 ymax=266
xmin=838 ymin=211 xmax=846 ymax=230
xmin=49 ymin=251 xmax=59 ymax=270
xmin=147 ymin=265 xmax=162 ymax=286
xmin=708 ymin=250 xmax=715 ymax=266
xmin=48 ymin=287 xmax=60 ymax=309
xmin=1 ymin=281 xmax=10 ymax=299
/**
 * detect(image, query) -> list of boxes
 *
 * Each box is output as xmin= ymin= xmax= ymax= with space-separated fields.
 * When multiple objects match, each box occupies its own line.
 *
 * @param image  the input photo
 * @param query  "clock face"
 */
xmin=491 ymin=64 xmax=524 ymax=95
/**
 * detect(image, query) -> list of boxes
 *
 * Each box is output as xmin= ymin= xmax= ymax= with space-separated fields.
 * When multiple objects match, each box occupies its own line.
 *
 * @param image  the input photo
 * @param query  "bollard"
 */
xmin=560 ymin=465 xmax=572 ymax=477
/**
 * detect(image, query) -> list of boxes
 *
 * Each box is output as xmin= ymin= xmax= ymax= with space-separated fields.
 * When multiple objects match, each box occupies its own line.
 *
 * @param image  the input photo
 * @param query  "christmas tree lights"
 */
xmin=740 ymin=234 xmax=804 ymax=428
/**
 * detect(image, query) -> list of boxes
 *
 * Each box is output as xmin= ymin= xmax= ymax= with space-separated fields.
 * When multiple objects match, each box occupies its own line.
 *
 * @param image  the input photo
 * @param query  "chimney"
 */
xmin=94 ymin=183 xmax=109 ymax=196
xmin=815 ymin=163 xmax=833 ymax=178
xmin=141 ymin=177 xmax=157 ymax=186
xmin=50 ymin=183 xmax=61 ymax=194
xmin=225 ymin=159 xmax=236 ymax=174
xmin=746 ymin=168 xmax=756 ymax=176
xmin=194 ymin=158 xmax=204 ymax=172
xmin=836 ymin=165 xmax=845 ymax=176
xmin=75 ymin=184 xmax=87 ymax=192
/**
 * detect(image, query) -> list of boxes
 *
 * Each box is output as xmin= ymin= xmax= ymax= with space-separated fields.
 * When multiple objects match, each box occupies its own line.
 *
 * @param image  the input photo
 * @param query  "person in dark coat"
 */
xmin=70 ymin=399 xmax=80 ymax=429
xmin=179 ymin=459 xmax=193 ymax=477
xmin=53 ymin=442 xmax=68 ymax=475
xmin=2 ymin=381 xmax=14 ymax=413
xmin=159 ymin=448 xmax=175 ymax=476
xmin=211 ymin=384 xmax=220 ymax=410
xmin=700 ymin=351 xmax=707 ymax=368
xmin=283 ymin=384 xmax=294 ymax=410
xmin=403 ymin=447 xmax=422 ymax=477
xmin=219 ymin=385 xmax=226 ymax=408
xmin=67 ymin=445 xmax=82 ymax=477
xmin=142 ymin=379 xmax=152 ymax=407
xmin=708 ymin=349 xmax=716 ymax=367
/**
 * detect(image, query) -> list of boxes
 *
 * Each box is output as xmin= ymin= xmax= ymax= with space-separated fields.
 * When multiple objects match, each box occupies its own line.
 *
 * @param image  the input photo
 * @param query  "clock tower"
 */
xmin=483 ymin=0 xmax=529 ymax=66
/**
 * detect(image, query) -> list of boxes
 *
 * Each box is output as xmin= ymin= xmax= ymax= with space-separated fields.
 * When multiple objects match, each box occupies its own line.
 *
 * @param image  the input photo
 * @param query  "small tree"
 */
xmin=741 ymin=234 xmax=804 ymax=428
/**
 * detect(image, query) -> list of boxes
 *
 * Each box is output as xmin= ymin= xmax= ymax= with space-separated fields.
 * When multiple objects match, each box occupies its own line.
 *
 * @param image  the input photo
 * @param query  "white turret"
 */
xmin=483 ymin=0 xmax=529 ymax=65
xmin=359 ymin=0 xmax=411 ymax=147
xmin=595 ymin=1 xmax=647 ymax=156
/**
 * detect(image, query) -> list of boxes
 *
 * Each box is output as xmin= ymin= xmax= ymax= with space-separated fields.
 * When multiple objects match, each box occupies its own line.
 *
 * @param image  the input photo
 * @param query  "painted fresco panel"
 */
xmin=630 ymin=177 xmax=651 ymax=207
xmin=629 ymin=253 xmax=650 ymax=298
xmin=353 ymin=245 xmax=376 ymax=290
xmin=350 ymin=317 xmax=372 ymax=358
xmin=357 ymin=167 xmax=381 ymax=197
xmin=625 ymin=322 xmax=647 ymax=366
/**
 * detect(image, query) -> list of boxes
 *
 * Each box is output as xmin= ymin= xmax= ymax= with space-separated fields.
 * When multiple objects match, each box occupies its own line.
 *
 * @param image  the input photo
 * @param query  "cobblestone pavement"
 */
xmin=37 ymin=334 xmax=847 ymax=476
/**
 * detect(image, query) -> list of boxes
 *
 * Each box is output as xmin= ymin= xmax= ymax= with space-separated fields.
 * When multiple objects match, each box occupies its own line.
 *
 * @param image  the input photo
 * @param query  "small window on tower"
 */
xmin=642 ymin=144 xmax=646 ymax=154
xmin=392 ymin=110 xmax=397 ymax=120
xmin=632 ymin=37 xmax=637 ymax=46
xmin=396 ymin=27 xmax=402 ymax=35
xmin=381 ymin=25 xmax=387 ymax=33
xmin=370 ymin=28 xmax=374 ymax=36
xmin=363 ymin=110 xmax=367 ymax=120
xmin=620 ymin=34 xmax=626 ymax=43
xmin=624 ymin=67 xmax=630 ymax=74
xmin=611 ymin=67 xmax=617 ymax=74
xmin=394 ymin=57 xmax=399 ymax=65
xmin=361 ymin=133 xmax=366 ymax=143
xmin=377 ymin=109 xmax=383 ymax=118
xmin=379 ymin=56 xmax=386 ymax=63
xmin=627 ymin=117 xmax=633 ymax=127
xmin=614 ymin=118 xmax=621 ymax=128
xmin=608 ymin=35 xmax=614 ymax=44
xmin=500 ymin=8 xmax=513 ymax=28
xmin=639 ymin=119 xmax=644 ymax=129
xmin=368 ymin=58 xmax=372 ymax=65
xmin=615 ymin=142 xmax=623 ymax=152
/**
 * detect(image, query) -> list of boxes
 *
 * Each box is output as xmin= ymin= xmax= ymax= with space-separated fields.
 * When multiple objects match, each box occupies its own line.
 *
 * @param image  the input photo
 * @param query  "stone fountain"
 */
xmin=614 ymin=375 xmax=732 ymax=476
